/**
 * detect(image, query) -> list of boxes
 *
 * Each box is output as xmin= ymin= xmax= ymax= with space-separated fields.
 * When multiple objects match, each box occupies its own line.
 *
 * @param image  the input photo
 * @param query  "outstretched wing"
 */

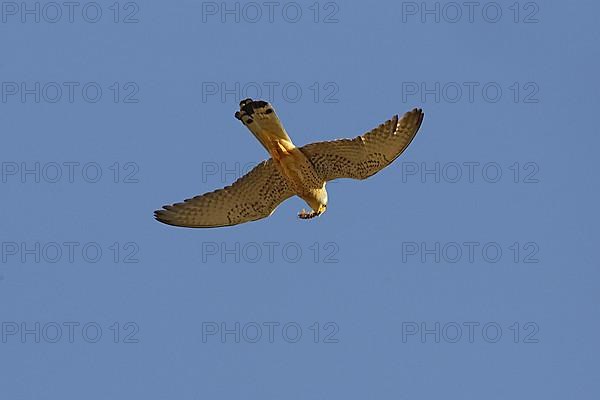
xmin=155 ymin=159 xmax=294 ymax=228
xmin=234 ymin=99 xmax=294 ymax=153
xmin=299 ymin=108 xmax=424 ymax=181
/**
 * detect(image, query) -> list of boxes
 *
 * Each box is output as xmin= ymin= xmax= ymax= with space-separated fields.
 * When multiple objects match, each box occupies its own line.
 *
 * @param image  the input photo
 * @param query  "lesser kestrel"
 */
xmin=155 ymin=99 xmax=424 ymax=228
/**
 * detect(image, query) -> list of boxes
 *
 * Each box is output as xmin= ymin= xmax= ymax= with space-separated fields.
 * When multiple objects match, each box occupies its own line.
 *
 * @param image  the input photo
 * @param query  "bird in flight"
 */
xmin=155 ymin=99 xmax=424 ymax=228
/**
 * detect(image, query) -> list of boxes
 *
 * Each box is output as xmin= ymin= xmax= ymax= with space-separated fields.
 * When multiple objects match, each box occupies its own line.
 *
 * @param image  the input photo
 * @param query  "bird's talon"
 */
xmin=298 ymin=209 xmax=319 ymax=219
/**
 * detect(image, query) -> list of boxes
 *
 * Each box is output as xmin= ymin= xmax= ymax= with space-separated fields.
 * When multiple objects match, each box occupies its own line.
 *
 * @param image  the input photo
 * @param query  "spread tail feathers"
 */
xmin=234 ymin=98 xmax=295 ymax=154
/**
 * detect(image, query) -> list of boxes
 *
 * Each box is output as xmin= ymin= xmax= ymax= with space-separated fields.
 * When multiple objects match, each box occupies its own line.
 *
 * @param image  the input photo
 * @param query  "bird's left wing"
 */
xmin=299 ymin=108 xmax=424 ymax=182
xmin=155 ymin=159 xmax=294 ymax=228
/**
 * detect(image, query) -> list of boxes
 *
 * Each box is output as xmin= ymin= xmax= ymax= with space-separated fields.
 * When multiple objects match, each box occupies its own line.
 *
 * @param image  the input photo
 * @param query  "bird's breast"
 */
xmin=273 ymin=146 xmax=323 ymax=195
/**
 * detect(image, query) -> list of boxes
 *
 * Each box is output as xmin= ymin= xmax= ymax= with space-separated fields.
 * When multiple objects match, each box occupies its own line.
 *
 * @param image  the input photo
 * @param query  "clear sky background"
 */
xmin=1 ymin=1 xmax=599 ymax=399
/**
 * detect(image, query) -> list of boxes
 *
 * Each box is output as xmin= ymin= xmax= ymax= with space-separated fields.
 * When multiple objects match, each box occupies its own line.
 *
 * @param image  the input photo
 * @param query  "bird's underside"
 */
xmin=154 ymin=99 xmax=424 ymax=228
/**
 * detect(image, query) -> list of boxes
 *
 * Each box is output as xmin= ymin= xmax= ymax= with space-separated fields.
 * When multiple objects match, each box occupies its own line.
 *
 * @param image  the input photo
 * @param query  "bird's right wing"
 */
xmin=155 ymin=159 xmax=294 ymax=228
xmin=299 ymin=108 xmax=424 ymax=181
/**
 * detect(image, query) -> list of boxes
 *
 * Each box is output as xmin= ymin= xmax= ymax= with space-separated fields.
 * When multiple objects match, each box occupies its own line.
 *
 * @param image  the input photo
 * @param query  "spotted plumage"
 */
xmin=155 ymin=99 xmax=424 ymax=228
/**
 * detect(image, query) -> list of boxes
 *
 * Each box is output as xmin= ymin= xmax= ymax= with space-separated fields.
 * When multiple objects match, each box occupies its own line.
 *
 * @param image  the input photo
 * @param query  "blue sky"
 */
xmin=1 ymin=1 xmax=599 ymax=399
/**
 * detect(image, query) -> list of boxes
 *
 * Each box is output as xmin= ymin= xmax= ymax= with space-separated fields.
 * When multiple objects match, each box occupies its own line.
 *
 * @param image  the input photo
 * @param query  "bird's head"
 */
xmin=307 ymin=191 xmax=328 ymax=216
